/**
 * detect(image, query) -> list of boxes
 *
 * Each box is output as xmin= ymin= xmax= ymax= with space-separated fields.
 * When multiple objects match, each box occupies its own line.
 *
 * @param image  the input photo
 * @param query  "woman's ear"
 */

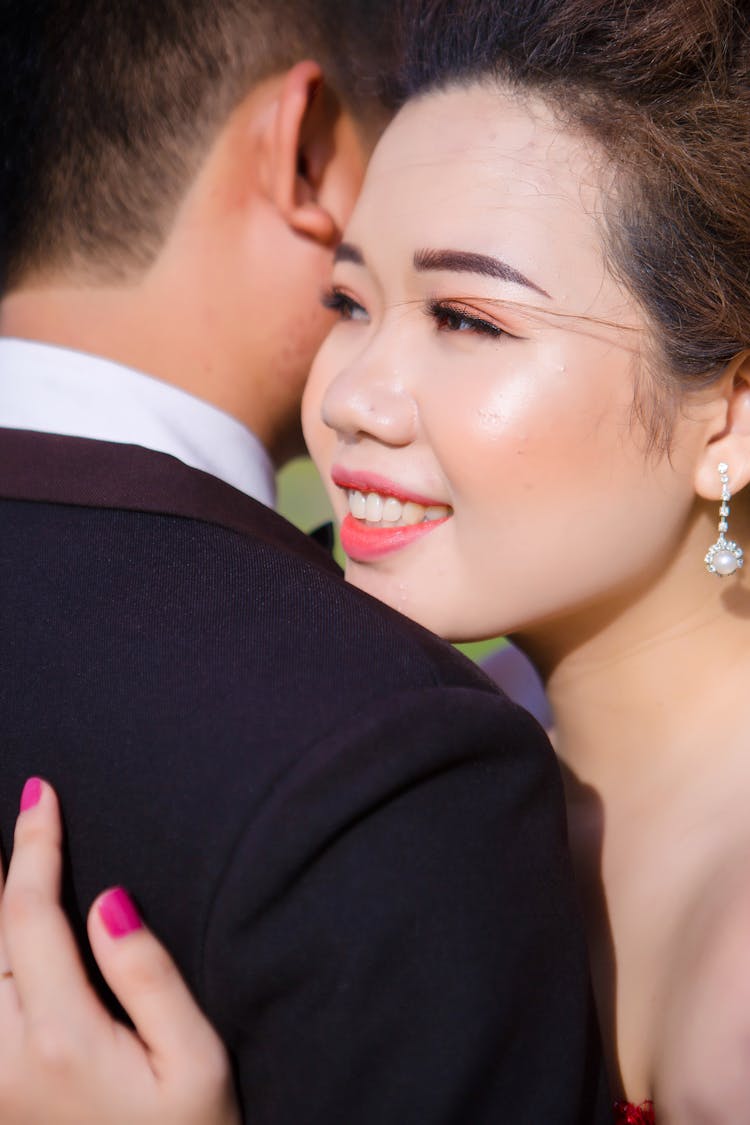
xmin=694 ymin=351 xmax=750 ymax=500
xmin=269 ymin=60 xmax=359 ymax=246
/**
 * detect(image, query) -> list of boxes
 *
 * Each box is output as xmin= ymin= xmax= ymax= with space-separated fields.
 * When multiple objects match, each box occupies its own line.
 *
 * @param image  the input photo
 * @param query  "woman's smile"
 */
xmin=332 ymin=465 xmax=453 ymax=559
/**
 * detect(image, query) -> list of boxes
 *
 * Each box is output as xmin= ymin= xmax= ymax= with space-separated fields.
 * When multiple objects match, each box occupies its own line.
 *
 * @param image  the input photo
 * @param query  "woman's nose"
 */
xmin=320 ymin=358 xmax=418 ymax=447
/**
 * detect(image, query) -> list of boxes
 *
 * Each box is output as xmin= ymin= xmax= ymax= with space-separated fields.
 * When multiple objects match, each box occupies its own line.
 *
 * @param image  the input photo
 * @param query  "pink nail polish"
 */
xmin=20 ymin=777 xmax=42 ymax=813
xmin=98 ymin=888 xmax=143 ymax=938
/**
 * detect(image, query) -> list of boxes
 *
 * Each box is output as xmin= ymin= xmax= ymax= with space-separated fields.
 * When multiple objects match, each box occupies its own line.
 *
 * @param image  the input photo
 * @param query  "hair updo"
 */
xmin=399 ymin=0 xmax=750 ymax=447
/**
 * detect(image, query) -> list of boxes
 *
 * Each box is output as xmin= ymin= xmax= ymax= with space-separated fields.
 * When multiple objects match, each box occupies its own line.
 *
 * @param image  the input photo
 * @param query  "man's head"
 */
xmin=0 ymin=1 xmax=400 ymax=463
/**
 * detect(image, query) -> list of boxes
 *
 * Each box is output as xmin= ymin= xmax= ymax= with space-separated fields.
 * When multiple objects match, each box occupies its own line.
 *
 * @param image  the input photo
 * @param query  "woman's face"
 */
xmin=302 ymin=84 xmax=706 ymax=643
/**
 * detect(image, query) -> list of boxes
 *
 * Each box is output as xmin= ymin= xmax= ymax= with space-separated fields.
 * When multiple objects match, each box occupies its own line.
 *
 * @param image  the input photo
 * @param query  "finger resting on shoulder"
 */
xmin=10 ymin=778 xmax=62 ymax=896
xmin=0 ymin=779 xmax=48 ymax=920
xmin=0 ymin=860 xmax=16 ymax=1015
xmin=4 ymin=778 xmax=64 ymax=950
xmin=0 ymin=948 xmax=21 ymax=1022
xmin=0 ymin=870 xmax=8 ymax=998
xmin=89 ymin=889 xmax=229 ymax=1071
xmin=3 ymin=778 xmax=97 ymax=1022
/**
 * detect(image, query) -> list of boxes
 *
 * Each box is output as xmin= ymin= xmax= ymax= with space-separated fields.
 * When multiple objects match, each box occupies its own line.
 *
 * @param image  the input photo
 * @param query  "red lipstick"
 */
xmin=332 ymin=465 xmax=452 ymax=562
xmin=340 ymin=514 xmax=450 ymax=562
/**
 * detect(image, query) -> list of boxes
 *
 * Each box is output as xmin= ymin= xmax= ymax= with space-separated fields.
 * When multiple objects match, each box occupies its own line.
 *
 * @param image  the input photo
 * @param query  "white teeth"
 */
xmin=365 ymin=493 xmax=383 ymax=523
xmin=382 ymin=497 xmax=402 ymax=523
xmin=350 ymin=490 xmax=367 ymax=519
xmin=346 ymin=489 xmax=452 ymax=528
xmin=402 ymin=501 xmax=426 ymax=526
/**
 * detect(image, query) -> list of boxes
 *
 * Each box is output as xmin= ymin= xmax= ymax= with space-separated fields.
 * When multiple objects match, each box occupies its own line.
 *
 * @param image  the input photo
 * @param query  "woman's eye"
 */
xmin=428 ymin=301 xmax=503 ymax=338
xmin=321 ymin=288 xmax=369 ymax=323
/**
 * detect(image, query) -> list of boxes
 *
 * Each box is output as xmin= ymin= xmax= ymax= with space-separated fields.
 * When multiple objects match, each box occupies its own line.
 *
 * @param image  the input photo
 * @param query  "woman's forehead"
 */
xmin=369 ymin=85 xmax=599 ymax=196
xmin=347 ymin=84 xmax=623 ymax=316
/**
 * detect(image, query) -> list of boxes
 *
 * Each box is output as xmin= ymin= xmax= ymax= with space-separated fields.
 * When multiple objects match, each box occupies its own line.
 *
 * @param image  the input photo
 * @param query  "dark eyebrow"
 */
xmin=414 ymin=248 xmax=551 ymax=300
xmin=333 ymin=242 xmax=365 ymax=266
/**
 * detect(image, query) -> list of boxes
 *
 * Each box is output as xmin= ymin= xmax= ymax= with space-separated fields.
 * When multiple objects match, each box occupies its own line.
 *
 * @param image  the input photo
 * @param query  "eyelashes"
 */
xmin=425 ymin=299 xmax=504 ymax=339
xmin=320 ymin=287 xmax=368 ymax=322
xmin=321 ymin=287 xmax=508 ymax=340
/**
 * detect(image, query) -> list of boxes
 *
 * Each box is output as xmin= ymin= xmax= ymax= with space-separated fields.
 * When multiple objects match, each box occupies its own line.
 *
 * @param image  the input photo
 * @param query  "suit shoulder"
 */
xmin=134 ymin=505 xmax=503 ymax=698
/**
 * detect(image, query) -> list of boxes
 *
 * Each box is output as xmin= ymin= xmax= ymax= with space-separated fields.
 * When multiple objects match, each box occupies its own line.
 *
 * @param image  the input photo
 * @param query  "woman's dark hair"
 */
xmin=400 ymin=0 xmax=750 ymax=445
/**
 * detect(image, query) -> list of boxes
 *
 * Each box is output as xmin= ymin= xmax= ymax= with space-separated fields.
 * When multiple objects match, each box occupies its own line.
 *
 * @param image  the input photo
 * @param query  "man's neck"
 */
xmin=2 ymin=280 xmax=214 ymax=407
xmin=0 ymin=279 xmax=294 ymax=461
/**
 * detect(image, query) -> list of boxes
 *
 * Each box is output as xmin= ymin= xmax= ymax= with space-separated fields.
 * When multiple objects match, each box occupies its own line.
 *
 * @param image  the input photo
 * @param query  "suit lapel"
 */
xmin=0 ymin=428 xmax=341 ymax=575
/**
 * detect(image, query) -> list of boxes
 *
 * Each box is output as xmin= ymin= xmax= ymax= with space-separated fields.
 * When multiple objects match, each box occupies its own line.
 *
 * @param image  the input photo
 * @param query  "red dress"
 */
xmin=614 ymin=1101 xmax=655 ymax=1124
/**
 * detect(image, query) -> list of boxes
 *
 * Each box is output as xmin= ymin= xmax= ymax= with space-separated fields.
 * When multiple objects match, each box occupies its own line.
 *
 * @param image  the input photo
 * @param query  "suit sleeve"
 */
xmin=200 ymin=686 xmax=610 ymax=1124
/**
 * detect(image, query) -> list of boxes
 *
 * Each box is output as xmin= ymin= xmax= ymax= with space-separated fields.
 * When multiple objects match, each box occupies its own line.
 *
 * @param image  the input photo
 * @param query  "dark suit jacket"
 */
xmin=0 ymin=428 xmax=611 ymax=1123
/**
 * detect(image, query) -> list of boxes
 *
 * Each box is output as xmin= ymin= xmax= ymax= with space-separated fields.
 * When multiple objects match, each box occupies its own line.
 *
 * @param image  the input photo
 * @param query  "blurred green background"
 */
xmin=278 ymin=457 xmax=505 ymax=663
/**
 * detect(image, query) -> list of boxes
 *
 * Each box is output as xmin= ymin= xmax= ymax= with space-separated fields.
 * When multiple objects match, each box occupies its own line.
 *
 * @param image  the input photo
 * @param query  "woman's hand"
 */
xmin=0 ymin=778 xmax=241 ymax=1125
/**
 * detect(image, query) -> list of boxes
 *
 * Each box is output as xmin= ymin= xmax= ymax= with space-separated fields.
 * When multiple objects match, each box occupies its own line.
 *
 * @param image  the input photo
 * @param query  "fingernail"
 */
xmin=20 ymin=777 xmax=42 ymax=813
xmin=98 ymin=888 xmax=143 ymax=938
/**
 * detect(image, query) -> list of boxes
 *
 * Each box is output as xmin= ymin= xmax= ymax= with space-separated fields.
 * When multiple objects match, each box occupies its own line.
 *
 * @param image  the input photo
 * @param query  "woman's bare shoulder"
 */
xmin=653 ymin=841 xmax=750 ymax=1122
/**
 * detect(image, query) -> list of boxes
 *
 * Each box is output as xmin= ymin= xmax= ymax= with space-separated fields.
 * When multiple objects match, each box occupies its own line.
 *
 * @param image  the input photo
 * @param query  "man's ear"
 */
xmin=694 ymin=350 xmax=750 ymax=500
xmin=269 ymin=60 xmax=351 ymax=246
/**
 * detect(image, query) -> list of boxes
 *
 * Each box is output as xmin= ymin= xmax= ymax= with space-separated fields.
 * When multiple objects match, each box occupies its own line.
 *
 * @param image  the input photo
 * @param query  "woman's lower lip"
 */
xmin=340 ymin=513 xmax=450 ymax=562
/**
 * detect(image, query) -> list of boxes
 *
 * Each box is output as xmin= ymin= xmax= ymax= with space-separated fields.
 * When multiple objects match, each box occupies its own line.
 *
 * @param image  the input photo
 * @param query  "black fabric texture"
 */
xmin=0 ymin=429 xmax=612 ymax=1123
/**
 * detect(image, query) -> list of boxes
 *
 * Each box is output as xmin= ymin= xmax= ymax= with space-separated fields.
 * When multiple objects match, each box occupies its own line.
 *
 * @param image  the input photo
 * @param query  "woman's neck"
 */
xmin=523 ymin=517 xmax=750 ymax=791
xmin=553 ymin=608 xmax=745 ymax=782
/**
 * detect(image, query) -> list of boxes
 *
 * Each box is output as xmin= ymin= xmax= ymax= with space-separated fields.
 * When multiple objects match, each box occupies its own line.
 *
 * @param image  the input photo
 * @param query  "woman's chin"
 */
xmin=342 ymin=558 xmax=499 ymax=645
xmin=344 ymin=558 xmax=439 ymax=634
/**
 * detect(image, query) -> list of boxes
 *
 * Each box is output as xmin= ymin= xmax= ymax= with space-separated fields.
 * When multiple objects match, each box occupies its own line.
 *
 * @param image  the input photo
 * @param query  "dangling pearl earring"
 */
xmin=705 ymin=462 xmax=744 ymax=576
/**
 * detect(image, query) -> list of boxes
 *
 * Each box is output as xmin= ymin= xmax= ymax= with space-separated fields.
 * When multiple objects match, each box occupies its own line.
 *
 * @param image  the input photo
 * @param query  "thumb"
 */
xmin=87 ymin=889 xmax=228 ymax=1077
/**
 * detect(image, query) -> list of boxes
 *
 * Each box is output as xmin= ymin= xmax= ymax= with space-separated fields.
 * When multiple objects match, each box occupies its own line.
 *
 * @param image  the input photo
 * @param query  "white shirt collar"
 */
xmin=0 ymin=338 xmax=276 ymax=508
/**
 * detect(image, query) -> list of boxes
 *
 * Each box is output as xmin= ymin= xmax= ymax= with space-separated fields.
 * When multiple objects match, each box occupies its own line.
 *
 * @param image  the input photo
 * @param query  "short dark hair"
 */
xmin=399 ymin=0 xmax=750 ymax=448
xmin=0 ymin=0 xmax=399 ymax=290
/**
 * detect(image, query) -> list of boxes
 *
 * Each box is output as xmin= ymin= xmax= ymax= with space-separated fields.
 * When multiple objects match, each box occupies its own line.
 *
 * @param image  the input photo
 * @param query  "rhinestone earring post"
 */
xmin=705 ymin=462 xmax=744 ymax=576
